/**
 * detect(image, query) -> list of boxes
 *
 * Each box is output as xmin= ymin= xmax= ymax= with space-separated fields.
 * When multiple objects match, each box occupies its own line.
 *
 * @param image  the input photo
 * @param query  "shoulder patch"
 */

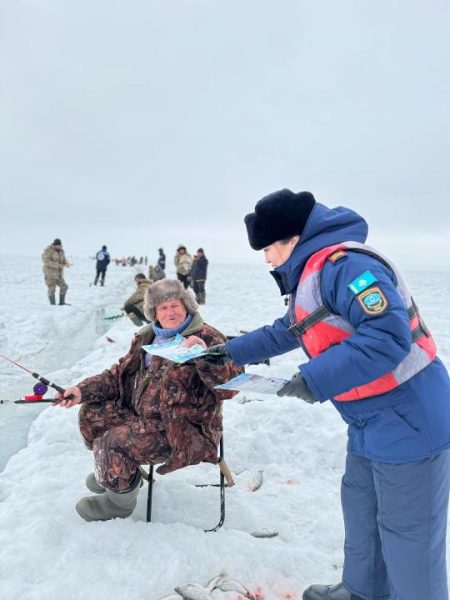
xmin=348 ymin=270 xmax=378 ymax=295
xmin=357 ymin=286 xmax=388 ymax=315
xmin=327 ymin=250 xmax=347 ymax=263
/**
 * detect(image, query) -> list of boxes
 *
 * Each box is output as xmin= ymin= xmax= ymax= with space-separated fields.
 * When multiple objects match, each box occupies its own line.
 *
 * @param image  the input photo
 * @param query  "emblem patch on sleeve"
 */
xmin=357 ymin=286 xmax=388 ymax=315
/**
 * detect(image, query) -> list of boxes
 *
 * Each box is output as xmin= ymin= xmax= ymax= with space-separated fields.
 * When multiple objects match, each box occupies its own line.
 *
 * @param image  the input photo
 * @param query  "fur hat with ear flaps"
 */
xmin=144 ymin=279 xmax=198 ymax=322
xmin=244 ymin=189 xmax=316 ymax=250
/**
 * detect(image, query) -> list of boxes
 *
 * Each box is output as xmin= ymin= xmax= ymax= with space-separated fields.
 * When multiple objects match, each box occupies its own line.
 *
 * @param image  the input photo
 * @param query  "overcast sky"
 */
xmin=1 ymin=1 xmax=449 ymax=268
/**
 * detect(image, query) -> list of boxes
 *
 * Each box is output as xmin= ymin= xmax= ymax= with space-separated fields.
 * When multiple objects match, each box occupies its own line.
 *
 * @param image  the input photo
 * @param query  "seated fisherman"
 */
xmin=122 ymin=273 xmax=151 ymax=326
xmin=56 ymin=279 xmax=242 ymax=522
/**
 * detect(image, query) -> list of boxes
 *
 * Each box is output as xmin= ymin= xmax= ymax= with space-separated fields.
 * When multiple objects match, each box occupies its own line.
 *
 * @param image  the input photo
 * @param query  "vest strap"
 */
xmin=408 ymin=298 xmax=431 ymax=335
xmin=411 ymin=327 xmax=424 ymax=343
xmin=288 ymin=305 xmax=331 ymax=337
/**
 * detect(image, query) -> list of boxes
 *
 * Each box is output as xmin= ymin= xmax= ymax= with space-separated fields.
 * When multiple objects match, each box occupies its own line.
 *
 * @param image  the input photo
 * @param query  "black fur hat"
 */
xmin=244 ymin=189 xmax=316 ymax=250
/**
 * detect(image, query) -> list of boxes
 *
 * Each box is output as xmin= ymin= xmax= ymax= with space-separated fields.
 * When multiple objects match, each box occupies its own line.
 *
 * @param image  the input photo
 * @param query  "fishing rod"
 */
xmin=103 ymin=313 xmax=124 ymax=321
xmin=0 ymin=354 xmax=75 ymax=405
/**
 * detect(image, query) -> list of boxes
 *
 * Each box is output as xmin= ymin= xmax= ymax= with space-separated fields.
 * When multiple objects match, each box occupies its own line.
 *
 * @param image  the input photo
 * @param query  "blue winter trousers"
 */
xmin=342 ymin=451 xmax=450 ymax=600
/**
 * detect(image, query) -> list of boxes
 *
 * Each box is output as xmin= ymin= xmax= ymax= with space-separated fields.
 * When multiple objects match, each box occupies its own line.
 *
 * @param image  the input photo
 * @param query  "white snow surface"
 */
xmin=0 ymin=256 xmax=449 ymax=600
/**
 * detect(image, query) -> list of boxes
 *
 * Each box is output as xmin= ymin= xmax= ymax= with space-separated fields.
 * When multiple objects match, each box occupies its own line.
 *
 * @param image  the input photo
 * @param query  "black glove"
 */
xmin=202 ymin=343 xmax=233 ymax=366
xmin=276 ymin=372 xmax=318 ymax=403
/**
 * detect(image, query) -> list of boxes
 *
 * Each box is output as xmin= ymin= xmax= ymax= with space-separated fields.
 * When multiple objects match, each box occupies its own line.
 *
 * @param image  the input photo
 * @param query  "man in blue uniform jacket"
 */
xmin=204 ymin=189 xmax=450 ymax=600
xmin=94 ymin=245 xmax=111 ymax=286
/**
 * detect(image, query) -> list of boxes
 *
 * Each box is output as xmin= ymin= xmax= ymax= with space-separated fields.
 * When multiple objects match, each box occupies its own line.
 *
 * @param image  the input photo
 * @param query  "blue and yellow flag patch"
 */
xmin=348 ymin=270 xmax=378 ymax=295
xmin=357 ymin=286 xmax=388 ymax=315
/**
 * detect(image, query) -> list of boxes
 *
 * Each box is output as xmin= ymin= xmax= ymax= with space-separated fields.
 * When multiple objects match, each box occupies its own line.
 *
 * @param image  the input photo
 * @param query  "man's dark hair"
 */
xmin=135 ymin=273 xmax=146 ymax=281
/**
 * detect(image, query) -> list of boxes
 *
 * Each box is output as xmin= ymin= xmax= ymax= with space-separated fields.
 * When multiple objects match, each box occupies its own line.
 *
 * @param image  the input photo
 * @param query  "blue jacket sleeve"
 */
xmin=227 ymin=311 xmax=300 ymax=365
xmin=300 ymin=253 xmax=412 ymax=402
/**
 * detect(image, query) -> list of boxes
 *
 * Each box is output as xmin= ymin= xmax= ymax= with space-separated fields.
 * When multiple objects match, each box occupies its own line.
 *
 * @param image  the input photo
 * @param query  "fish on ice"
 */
xmin=214 ymin=577 xmax=254 ymax=598
xmin=250 ymin=528 xmax=279 ymax=538
xmin=174 ymin=583 xmax=213 ymax=600
xmin=205 ymin=571 xmax=227 ymax=591
xmin=245 ymin=469 xmax=264 ymax=492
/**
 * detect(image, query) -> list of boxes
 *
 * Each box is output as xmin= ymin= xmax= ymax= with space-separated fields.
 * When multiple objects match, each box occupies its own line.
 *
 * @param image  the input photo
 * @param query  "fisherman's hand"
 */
xmin=184 ymin=335 xmax=207 ymax=349
xmin=276 ymin=373 xmax=318 ymax=403
xmin=202 ymin=343 xmax=233 ymax=366
xmin=55 ymin=386 xmax=82 ymax=408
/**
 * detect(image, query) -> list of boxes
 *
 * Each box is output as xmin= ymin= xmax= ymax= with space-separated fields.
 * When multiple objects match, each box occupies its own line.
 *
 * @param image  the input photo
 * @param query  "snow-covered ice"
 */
xmin=0 ymin=255 xmax=449 ymax=599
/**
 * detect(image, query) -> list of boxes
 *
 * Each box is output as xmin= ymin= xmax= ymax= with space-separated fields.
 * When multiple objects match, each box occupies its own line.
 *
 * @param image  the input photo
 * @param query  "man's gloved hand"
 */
xmin=202 ymin=343 xmax=233 ymax=366
xmin=276 ymin=372 xmax=318 ymax=403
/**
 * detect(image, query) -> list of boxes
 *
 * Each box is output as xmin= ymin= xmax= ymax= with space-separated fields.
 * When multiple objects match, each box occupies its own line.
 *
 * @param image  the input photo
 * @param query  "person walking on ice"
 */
xmin=94 ymin=245 xmax=110 ymax=286
xmin=42 ymin=238 xmax=70 ymax=305
xmin=191 ymin=248 xmax=208 ymax=304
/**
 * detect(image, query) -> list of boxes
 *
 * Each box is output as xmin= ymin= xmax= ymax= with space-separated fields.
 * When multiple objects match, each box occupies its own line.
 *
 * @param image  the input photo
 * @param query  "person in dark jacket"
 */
xmin=202 ymin=189 xmax=450 ymax=600
xmin=94 ymin=245 xmax=110 ymax=286
xmin=157 ymin=248 xmax=166 ymax=270
xmin=56 ymin=279 xmax=242 ymax=522
xmin=191 ymin=248 xmax=208 ymax=304
xmin=148 ymin=264 xmax=165 ymax=283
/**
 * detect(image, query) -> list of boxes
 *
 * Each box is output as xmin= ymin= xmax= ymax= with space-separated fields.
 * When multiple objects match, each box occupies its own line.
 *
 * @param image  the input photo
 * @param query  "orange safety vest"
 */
xmin=288 ymin=242 xmax=437 ymax=401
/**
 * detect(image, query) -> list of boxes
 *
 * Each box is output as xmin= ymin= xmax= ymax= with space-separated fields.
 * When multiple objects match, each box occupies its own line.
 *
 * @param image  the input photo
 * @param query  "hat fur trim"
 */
xmin=144 ymin=279 xmax=198 ymax=321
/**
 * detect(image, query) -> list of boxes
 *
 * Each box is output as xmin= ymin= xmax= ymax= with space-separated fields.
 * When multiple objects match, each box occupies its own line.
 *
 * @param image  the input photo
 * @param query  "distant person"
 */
xmin=174 ymin=245 xmax=193 ymax=289
xmin=42 ymin=238 xmax=70 ymax=305
xmin=122 ymin=273 xmax=151 ymax=326
xmin=144 ymin=256 xmax=148 ymax=266
xmin=157 ymin=248 xmax=166 ymax=270
xmin=148 ymin=264 xmax=165 ymax=282
xmin=94 ymin=245 xmax=110 ymax=286
xmin=191 ymin=248 xmax=208 ymax=304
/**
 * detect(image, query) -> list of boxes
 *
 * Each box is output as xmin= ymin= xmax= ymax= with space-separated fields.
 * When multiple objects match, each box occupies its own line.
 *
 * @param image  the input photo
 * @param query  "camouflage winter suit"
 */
xmin=174 ymin=252 xmax=193 ymax=276
xmin=78 ymin=313 xmax=242 ymax=492
xmin=122 ymin=278 xmax=151 ymax=313
xmin=42 ymin=245 xmax=69 ymax=297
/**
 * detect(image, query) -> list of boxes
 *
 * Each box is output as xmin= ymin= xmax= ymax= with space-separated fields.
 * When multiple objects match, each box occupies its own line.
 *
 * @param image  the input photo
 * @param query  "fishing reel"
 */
xmin=23 ymin=382 xmax=49 ymax=402
xmin=0 ymin=353 xmax=75 ymax=404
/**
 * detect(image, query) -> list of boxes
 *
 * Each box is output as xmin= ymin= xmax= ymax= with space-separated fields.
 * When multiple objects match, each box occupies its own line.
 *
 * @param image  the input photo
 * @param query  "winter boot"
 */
xmin=59 ymin=293 xmax=69 ymax=305
xmin=76 ymin=473 xmax=141 ymax=522
xmin=197 ymin=292 xmax=206 ymax=304
xmin=85 ymin=472 xmax=106 ymax=494
xmin=302 ymin=583 xmax=363 ymax=600
xmin=85 ymin=471 xmax=143 ymax=494
xmin=127 ymin=313 xmax=143 ymax=327
xmin=49 ymin=293 xmax=56 ymax=305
